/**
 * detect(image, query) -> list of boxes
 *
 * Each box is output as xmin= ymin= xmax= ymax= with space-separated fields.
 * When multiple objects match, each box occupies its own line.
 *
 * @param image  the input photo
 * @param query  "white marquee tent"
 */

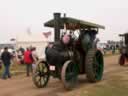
xmin=16 ymin=32 xmax=53 ymax=58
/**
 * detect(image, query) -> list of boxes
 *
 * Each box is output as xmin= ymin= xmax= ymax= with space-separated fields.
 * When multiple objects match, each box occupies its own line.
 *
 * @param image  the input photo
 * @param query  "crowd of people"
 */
xmin=0 ymin=46 xmax=38 ymax=80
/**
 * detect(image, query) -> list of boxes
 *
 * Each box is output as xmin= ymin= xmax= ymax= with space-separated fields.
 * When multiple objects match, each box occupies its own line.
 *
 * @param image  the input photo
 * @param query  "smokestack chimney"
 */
xmin=64 ymin=13 xmax=66 ymax=18
xmin=54 ymin=13 xmax=61 ymax=41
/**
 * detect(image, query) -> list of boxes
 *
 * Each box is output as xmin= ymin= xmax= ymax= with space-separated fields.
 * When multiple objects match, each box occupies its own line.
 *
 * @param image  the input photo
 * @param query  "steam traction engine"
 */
xmin=32 ymin=13 xmax=105 ymax=90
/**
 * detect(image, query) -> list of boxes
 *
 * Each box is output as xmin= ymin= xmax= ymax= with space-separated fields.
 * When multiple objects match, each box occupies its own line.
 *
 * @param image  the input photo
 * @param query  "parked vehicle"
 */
xmin=119 ymin=33 xmax=128 ymax=65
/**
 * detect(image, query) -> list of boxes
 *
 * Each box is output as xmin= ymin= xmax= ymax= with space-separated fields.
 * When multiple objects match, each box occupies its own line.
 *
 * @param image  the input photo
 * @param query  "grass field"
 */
xmin=0 ymin=54 xmax=127 ymax=96
xmin=79 ymin=73 xmax=128 ymax=96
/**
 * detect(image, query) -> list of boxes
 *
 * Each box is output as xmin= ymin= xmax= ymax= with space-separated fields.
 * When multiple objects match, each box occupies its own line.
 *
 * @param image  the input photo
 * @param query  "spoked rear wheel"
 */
xmin=85 ymin=49 xmax=104 ymax=82
xmin=32 ymin=61 xmax=50 ymax=88
xmin=61 ymin=60 xmax=78 ymax=90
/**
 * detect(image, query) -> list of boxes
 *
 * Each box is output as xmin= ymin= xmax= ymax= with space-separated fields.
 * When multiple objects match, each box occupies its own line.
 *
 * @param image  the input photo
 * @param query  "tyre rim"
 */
xmin=65 ymin=62 xmax=78 ymax=84
xmin=93 ymin=52 xmax=104 ymax=80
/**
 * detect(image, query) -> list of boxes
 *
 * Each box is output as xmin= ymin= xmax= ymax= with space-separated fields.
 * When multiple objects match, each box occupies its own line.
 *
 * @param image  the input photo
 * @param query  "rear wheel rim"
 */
xmin=65 ymin=62 xmax=78 ymax=83
xmin=94 ymin=51 xmax=104 ymax=80
xmin=61 ymin=60 xmax=78 ymax=90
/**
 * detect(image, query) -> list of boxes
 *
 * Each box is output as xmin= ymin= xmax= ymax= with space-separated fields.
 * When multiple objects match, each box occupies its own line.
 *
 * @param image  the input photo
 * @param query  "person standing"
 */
xmin=24 ymin=48 xmax=33 ymax=76
xmin=1 ymin=47 xmax=12 ymax=79
xmin=31 ymin=47 xmax=38 ymax=63
xmin=31 ymin=47 xmax=38 ymax=72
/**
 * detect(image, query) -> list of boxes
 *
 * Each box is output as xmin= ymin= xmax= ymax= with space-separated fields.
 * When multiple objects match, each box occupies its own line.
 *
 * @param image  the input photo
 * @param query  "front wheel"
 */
xmin=61 ymin=60 xmax=78 ymax=90
xmin=32 ymin=60 xmax=50 ymax=88
xmin=85 ymin=49 xmax=104 ymax=82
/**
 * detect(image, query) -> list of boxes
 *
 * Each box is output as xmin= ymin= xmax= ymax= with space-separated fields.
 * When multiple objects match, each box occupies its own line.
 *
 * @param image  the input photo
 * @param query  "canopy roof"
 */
xmin=119 ymin=33 xmax=128 ymax=37
xmin=44 ymin=17 xmax=105 ymax=30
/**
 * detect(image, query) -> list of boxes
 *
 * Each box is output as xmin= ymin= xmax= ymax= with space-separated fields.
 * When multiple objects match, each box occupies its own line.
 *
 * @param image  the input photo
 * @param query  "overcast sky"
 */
xmin=0 ymin=0 xmax=128 ymax=43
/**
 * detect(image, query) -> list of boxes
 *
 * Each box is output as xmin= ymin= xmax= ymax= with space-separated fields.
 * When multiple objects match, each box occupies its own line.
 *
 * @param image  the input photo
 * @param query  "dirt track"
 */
xmin=0 ymin=55 xmax=128 ymax=96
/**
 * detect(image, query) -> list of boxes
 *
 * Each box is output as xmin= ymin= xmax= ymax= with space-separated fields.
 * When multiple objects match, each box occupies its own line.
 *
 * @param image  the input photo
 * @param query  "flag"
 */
xmin=27 ymin=27 xmax=32 ymax=35
xmin=43 ymin=31 xmax=51 ymax=38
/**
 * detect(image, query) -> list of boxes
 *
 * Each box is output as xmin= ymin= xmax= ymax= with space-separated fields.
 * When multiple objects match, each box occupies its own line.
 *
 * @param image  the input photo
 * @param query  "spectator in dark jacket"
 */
xmin=1 ymin=47 xmax=12 ymax=79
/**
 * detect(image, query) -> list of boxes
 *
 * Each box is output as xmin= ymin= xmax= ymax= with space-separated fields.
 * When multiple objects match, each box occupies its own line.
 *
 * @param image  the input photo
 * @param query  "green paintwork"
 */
xmin=65 ymin=62 xmax=78 ymax=83
xmin=81 ymin=34 xmax=92 ymax=52
xmin=95 ymin=51 xmax=104 ymax=80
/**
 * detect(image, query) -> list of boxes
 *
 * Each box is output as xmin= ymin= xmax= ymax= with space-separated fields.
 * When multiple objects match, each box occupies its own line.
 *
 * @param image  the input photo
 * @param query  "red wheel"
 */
xmin=119 ymin=55 xmax=125 ymax=66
